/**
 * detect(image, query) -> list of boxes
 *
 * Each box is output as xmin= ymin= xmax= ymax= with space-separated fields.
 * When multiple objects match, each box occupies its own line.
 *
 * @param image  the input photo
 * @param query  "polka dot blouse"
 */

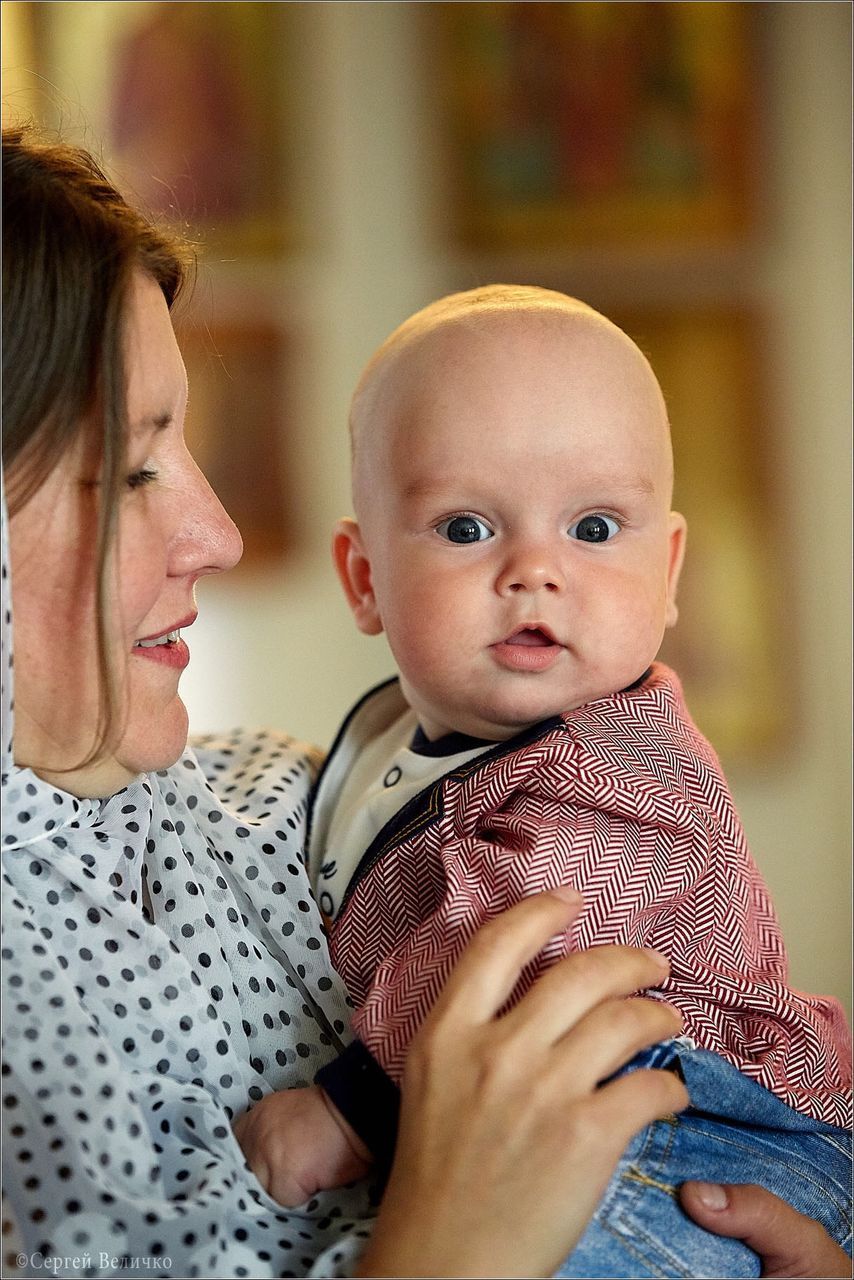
xmin=1 ymin=500 xmax=376 ymax=1278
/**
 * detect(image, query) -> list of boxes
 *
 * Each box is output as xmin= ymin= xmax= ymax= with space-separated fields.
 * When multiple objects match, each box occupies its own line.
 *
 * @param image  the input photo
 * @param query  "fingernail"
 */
xmin=655 ymin=999 xmax=682 ymax=1024
xmin=643 ymin=947 xmax=670 ymax=969
xmin=695 ymin=1182 xmax=728 ymax=1210
xmin=550 ymin=885 xmax=583 ymax=904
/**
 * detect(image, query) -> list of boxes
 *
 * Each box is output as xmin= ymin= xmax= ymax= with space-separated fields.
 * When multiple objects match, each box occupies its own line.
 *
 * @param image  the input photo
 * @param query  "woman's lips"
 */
xmin=132 ymin=614 xmax=195 ymax=670
xmin=490 ymin=627 xmax=563 ymax=672
xmin=131 ymin=636 xmax=190 ymax=669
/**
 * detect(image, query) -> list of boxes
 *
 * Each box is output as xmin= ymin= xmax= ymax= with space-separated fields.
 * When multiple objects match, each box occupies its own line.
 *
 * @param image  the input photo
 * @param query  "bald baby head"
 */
xmin=334 ymin=283 xmax=687 ymax=738
xmin=349 ymin=284 xmax=673 ymax=517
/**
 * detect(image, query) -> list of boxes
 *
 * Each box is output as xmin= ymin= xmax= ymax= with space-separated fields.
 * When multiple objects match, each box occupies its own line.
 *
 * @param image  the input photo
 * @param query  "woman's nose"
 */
xmin=495 ymin=544 xmax=565 ymax=595
xmin=170 ymin=458 xmax=244 ymax=579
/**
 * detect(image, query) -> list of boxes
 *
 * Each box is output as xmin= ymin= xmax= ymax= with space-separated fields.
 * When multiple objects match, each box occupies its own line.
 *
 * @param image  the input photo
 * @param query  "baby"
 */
xmin=238 ymin=287 xmax=851 ymax=1272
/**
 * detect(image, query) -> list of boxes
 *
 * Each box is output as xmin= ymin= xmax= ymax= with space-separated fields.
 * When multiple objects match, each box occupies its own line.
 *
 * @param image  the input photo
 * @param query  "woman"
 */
xmin=1 ymin=127 xmax=848 ymax=1279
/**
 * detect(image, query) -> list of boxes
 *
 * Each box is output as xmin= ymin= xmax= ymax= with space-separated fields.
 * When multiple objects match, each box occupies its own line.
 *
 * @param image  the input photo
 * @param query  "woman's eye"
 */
xmin=569 ymin=514 xmax=620 ymax=543
xmin=127 ymin=467 xmax=158 ymax=491
xmin=436 ymin=515 xmax=493 ymax=544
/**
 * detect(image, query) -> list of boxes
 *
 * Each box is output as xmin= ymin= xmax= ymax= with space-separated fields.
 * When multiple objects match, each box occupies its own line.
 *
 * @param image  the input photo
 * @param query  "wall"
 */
xmin=3 ymin=2 xmax=851 ymax=1014
xmin=182 ymin=3 xmax=852 ymax=1014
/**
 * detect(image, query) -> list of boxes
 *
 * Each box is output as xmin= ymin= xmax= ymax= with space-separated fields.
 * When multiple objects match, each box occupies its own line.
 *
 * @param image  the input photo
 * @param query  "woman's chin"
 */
xmin=19 ymin=700 xmax=191 ymax=798
xmin=25 ymin=754 xmax=141 ymax=800
xmin=116 ymin=698 xmax=191 ymax=780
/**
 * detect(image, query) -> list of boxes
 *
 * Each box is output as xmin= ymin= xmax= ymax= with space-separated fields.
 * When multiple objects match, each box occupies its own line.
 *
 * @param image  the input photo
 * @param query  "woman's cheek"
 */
xmin=116 ymin=517 xmax=167 ymax=631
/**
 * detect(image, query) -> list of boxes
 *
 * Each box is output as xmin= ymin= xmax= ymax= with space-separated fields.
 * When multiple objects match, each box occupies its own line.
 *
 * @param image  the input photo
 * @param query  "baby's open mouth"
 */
xmin=491 ymin=625 xmax=563 ymax=672
xmin=504 ymin=627 xmax=557 ymax=647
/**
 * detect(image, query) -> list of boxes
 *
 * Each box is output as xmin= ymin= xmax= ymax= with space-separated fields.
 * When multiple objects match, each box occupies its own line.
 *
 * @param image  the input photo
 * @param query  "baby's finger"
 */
xmin=425 ymin=889 xmax=584 ymax=1031
xmin=499 ymin=942 xmax=670 ymax=1049
xmin=232 ymin=1112 xmax=249 ymax=1143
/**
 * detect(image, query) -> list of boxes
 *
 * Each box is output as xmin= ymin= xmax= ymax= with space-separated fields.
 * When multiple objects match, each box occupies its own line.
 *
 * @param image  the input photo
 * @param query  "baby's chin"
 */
xmin=435 ymin=696 xmax=579 ymax=743
xmin=446 ymin=681 xmax=637 ymax=742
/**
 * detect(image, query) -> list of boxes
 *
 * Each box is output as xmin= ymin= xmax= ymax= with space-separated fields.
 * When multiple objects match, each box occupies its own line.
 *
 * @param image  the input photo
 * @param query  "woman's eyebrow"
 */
xmin=131 ymin=412 xmax=173 ymax=437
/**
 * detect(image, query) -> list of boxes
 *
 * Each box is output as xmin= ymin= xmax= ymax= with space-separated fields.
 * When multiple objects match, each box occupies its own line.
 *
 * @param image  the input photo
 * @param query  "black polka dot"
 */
xmin=1 ymin=725 xmax=360 ymax=1272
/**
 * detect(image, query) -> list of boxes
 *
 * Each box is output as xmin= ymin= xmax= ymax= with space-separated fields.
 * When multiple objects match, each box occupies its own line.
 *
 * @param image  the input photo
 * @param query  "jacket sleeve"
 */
xmin=323 ymin=718 xmax=852 ymax=1137
xmin=335 ymin=738 xmax=715 ymax=1087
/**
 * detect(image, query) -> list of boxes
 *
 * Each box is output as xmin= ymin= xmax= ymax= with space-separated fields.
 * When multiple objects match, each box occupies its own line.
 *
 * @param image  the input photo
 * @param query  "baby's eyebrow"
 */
xmin=403 ymin=475 xmax=659 ymax=501
xmin=600 ymin=477 xmax=657 ymax=498
xmin=402 ymin=476 xmax=461 ymax=501
xmin=402 ymin=476 xmax=660 ymax=504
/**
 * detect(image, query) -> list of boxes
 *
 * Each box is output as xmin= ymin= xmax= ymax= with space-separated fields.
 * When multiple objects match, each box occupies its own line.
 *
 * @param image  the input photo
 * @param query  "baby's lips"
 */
xmin=503 ymin=622 xmax=559 ymax=646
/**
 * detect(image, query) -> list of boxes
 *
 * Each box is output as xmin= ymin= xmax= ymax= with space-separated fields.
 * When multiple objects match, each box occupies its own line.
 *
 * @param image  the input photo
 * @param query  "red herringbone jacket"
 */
xmin=313 ymin=663 xmax=851 ymax=1132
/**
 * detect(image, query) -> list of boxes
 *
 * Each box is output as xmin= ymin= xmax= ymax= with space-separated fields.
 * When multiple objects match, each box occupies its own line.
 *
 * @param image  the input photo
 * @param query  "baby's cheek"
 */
xmin=601 ymin=593 xmax=664 ymax=674
xmin=401 ymin=635 xmax=450 ymax=693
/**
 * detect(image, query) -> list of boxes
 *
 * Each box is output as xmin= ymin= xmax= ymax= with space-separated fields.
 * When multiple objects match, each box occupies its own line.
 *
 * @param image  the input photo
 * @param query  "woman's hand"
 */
xmin=358 ymin=888 xmax=688 ymax=1278
xmin=679 ymin=1182 xmax=852 ymax=1278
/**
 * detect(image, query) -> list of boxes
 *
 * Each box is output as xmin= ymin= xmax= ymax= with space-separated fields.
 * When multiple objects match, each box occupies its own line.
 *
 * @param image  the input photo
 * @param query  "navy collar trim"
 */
xmin=322 ymin=667 xmax=655 ymax=919
xmin=409 ymin=726 xmax=496 ymax=757
xmin=408 ymin=668 xmax=652 ymax=758
xmin=337 ymin=711 xmax=563 ymax=918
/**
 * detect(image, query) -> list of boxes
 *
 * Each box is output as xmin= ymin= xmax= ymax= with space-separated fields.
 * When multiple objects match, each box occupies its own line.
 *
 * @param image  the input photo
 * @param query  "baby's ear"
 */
xmin=665 ymin=512 xmax=687 ymax=629
xmin=332 ymin=518 xmax=384 ymax=635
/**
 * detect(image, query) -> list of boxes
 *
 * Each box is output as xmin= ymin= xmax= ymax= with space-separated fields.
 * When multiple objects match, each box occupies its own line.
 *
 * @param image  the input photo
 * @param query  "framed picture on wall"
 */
xmin=437 ymin=2 xmax=754 ymax=249
xmin=606 ymin=307 xmax=787 ymax=762
xmin=26 ymin=0 xmax=294 ymax=253
xmin=177 ymin=319 xmax=292 ymax=569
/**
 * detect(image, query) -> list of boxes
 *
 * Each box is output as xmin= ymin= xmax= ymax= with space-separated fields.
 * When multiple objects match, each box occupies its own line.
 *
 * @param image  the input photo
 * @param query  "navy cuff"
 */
xmin=315 ymin=1039 xmax=400 ymax=1176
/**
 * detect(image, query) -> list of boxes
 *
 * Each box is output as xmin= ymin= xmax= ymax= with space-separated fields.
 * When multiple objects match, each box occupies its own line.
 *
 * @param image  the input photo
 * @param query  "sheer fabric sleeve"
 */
xmin=1 ymin=876 xmax=375 ymax=1278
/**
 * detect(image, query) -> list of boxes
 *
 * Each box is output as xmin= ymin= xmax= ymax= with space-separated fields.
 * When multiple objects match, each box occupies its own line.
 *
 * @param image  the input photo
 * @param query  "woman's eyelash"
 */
xmin=127 ymin=467 xmax=158 ymax=490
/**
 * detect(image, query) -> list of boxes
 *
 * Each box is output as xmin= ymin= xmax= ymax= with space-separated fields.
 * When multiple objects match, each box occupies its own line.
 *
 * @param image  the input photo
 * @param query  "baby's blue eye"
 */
xmin=436 ymin=515 xmax=493 ymax=544
xmin=569 ymin=514 xmax=620 ymax=543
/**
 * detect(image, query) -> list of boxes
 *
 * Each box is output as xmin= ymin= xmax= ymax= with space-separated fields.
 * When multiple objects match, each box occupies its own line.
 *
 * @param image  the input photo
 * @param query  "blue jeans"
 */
xmin=554 ymin=1039 xmax=852 ymax=1278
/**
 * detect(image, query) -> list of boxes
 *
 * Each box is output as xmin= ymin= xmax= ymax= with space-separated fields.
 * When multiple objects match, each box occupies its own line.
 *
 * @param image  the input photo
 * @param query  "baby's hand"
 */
xmin=232 ymin=1083 xmax=372 ymax=1207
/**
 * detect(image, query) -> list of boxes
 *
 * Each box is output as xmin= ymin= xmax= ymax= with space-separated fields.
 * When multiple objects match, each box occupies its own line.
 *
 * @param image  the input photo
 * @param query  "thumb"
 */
xmin=678 ymin=1182 xmax=852 ymax=1279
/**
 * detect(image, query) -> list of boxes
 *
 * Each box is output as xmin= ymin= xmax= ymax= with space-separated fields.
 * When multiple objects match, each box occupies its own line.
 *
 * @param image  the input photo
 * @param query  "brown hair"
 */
xmin=2 ymin=125 xmax=194 ymax=766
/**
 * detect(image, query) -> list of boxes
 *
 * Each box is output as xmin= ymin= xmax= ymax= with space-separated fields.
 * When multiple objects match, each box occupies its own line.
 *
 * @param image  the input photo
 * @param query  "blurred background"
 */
xmin=3 ymin=1 xmax=851 ymax=1015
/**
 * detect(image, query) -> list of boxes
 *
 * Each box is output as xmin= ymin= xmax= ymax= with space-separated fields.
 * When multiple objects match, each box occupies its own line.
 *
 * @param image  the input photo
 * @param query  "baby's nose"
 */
xmin=496 ymin=549 xmax=565 ymax=595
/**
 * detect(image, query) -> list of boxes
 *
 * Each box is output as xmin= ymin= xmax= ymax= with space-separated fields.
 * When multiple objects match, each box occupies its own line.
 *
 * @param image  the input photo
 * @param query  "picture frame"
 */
xmin=25 ymin=0 xmax=294 ymax=254
xmin=437 ymin=2 xmax=755 ymax=249
xmin=608 ymin=306 xmax=788 ymax=761
xmin=177 ymin=318 xmax=292 ymax=569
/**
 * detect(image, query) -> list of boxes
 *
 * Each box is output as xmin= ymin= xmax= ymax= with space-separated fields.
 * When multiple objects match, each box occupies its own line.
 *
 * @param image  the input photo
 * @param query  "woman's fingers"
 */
xmin=499 ymin=940 xmax=672 ymax=1049
xmin=424 ymin=889 xmax=584 ymax=1030
xmin=366 ymin=914 xmax=697 ymax=1279
xmin=590 ymin=1064 xmax=689 ymax=1148
xmin=678 ymin=1182 xmax=852 ymax=1278
xmin=530 ymin=1068 xmax=689 ymax=1231
xmin=548 ymin=995 xmax=683 ymax=1094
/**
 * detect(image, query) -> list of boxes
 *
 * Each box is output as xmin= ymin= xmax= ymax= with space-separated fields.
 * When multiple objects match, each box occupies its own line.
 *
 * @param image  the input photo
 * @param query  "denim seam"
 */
xmin=622 ymin=1168 xmax=678 ymax=1198
xmin=598 ymin=1210 xmax=693 ymax=1279
xmin=595 ymin=1118 xmax=681 ymax=1226
xmin=638 ymin=1113 xmax=679 ymax=1172
xmin=813 ymin=1131 xmax=852 ymax=1158
xmin=675 ymin=1116 xmax=852 ymax=1228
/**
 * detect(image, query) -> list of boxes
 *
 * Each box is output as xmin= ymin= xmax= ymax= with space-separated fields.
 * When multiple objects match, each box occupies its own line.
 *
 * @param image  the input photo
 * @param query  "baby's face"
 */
xmin=341 ymin=309 xmax=686 ymax=741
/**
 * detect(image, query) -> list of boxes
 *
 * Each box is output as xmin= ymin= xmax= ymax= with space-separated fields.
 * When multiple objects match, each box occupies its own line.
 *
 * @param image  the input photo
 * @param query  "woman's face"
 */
xmin=9 ymin=271 xmax=243 ymax=797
